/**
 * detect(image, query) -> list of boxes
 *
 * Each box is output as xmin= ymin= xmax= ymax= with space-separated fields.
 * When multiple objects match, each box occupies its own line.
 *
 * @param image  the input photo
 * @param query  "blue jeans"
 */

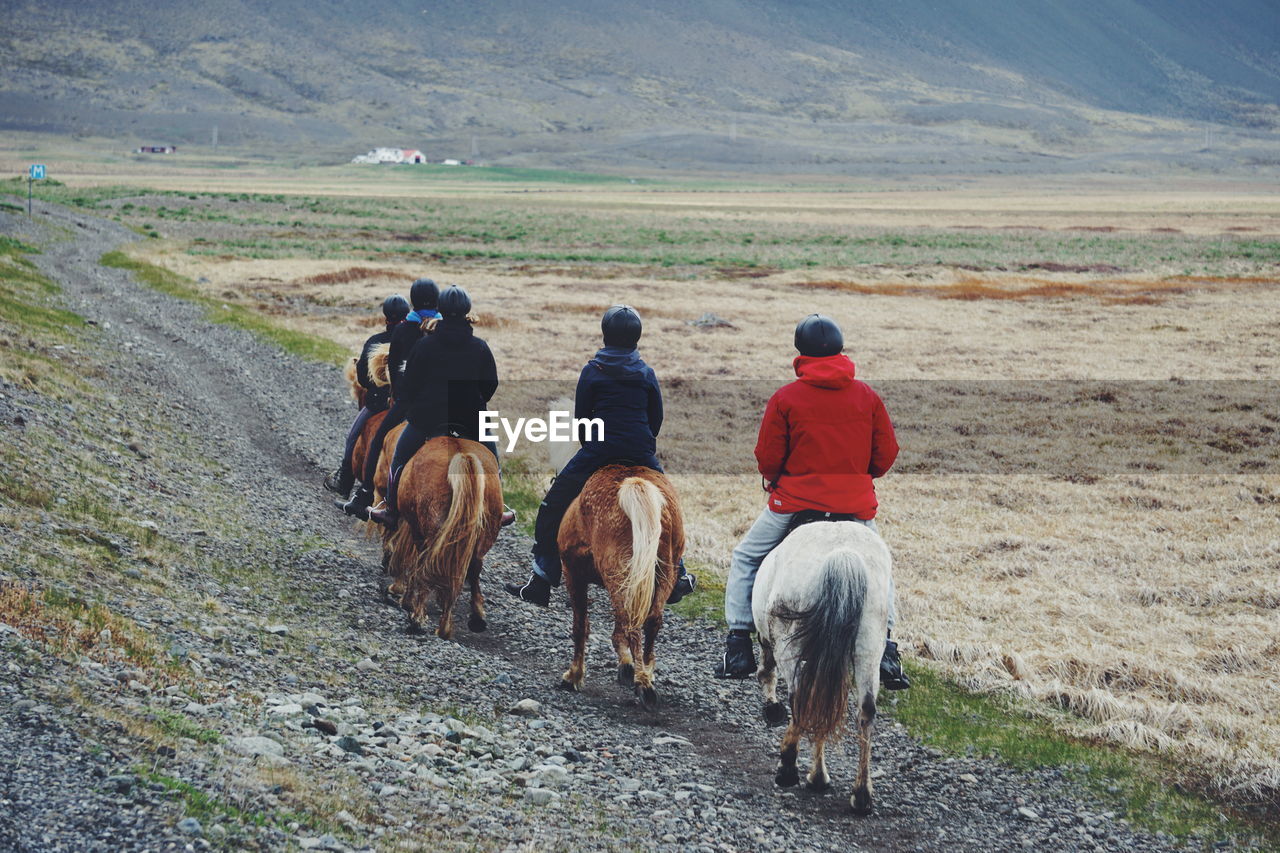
xmin=724 ymin=508 xmax=896 ymax=633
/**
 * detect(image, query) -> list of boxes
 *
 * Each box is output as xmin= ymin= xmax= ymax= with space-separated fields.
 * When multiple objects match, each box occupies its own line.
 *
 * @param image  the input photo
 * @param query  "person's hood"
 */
xmin=406 ymin=308 xmax=440 ymax=324
xmin=434 ymin=315 xmax=474 ymax=344
xmin=792 ymin=353 xmax=856 ymax=389
xmin=589 ymin=346 xmax=647 ymax=378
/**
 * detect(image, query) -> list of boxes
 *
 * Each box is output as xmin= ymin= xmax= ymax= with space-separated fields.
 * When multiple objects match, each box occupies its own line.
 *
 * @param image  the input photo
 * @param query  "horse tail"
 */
xmin=617 ymin=476 xmax=665 ymax=628
xmin=368 ymin=343 xmax=392 ymax=388
xmin=421 ymin=452 xmax=487 ymax=591
xmin=773 ymin=550 xmax=868 ymax=740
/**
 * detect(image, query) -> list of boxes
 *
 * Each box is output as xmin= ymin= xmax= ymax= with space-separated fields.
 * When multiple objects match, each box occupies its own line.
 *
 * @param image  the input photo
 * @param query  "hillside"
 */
xmin=0 ymin=0 xmax=1278 ymax=172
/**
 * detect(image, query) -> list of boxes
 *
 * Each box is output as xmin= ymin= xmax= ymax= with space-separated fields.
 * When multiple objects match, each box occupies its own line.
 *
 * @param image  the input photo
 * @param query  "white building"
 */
xmin=351 ymin=147 xmax=426 ymax=164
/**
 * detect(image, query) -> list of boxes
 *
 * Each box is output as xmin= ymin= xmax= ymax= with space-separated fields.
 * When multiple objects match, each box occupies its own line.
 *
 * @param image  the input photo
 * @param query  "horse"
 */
xmin=557 ymin=464 xmax=684 ymax=710
xmin=752 ymin=520 xmax=892 ymax=814
xmin=345 ymin=343 xmax=393 ymax=481
xmin=383 ymin=436 xmax=503 ymax=639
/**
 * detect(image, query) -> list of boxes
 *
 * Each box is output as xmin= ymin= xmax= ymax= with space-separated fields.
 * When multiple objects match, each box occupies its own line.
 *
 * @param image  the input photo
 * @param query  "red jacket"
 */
xmin=755 ymin=354 xmax=898 ymax=517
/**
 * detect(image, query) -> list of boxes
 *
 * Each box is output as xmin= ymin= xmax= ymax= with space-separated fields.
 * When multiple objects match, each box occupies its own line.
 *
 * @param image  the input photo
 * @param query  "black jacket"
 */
xmin=388 ymin=316 xmax=431 ymax=400
xmin=574 ymin=346 xmax=663 ymax=458
xmin=357 ymin=327 xmax=395 ymax=411
xmin=399 ymin=317 xmax=498 ymax=437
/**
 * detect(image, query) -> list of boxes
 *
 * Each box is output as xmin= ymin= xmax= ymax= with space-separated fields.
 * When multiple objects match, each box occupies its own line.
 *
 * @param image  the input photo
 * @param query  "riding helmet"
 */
xmin=794 ymin=314 xmax=843 ymax=357
xmin=409 ymin=278 xmax=439 ymax=311
xmin=382 ymin=294 xmax=410 ymax=323
xmin=438 ymin=285 xmax=472 ymax=318
xmin=601 ymin=305 xmax=642 ymax=348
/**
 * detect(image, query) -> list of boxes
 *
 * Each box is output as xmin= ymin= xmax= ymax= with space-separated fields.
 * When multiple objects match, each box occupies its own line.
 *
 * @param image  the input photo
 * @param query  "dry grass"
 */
xmin=108 ymin=180 xmax=1280 ymax=809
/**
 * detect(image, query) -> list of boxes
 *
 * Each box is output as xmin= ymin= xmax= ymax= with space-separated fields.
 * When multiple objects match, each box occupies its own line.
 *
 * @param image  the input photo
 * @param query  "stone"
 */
xmin=652 ymin=736 xmax=692 ymax=748
xmin=959 ymin=773 xmax=979 ymax=784
xmin=1017 ymin=807 xmax=1040 ymax=820
xmin=335 ymin=736 xmax=364 ymax=755
xmin=525 ymin=788 xmax=561 ymax=805
xmin=509 ymin=698 xmax=541 ymax=717
xmin=177 ymin=817 xmax=203 ymax=835
xmin=268 ymin=703 xmax=304 ymax=715
xmin=231 ymin=736 xmax=284 ymax=758
xmin=264 ymin=624 xmax=289 ymax=635
xmin=312 ymin=719 xmax=338 ymax=736
xmin=532 ymin=764 xmax=571 ymax=788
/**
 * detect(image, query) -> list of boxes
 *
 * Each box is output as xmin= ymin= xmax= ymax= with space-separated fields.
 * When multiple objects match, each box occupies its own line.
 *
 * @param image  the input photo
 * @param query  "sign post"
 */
xmin=27 ymin=164 xmax=45 ymax=217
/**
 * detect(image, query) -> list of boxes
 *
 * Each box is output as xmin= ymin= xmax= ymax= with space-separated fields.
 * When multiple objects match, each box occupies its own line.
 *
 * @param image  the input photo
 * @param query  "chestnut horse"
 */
xmin=753 ymin=520 xmax=891 ymax=814
xmin=345 ymin=344 xmax=393 ymax=481
xmin=384 ymin=436 xmax=503 ymax=639
xmin=557 ymin=464 xmax=684 ymax=710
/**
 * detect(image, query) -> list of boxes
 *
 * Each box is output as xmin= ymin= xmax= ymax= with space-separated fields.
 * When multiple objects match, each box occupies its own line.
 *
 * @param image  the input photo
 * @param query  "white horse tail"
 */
xmin=423 ymin=453 xmax=487 ymax=591
xmin=617 ymin=476 xmax=665 ymax=628
xmin=773 ymin=550 xmax=869 ymax=740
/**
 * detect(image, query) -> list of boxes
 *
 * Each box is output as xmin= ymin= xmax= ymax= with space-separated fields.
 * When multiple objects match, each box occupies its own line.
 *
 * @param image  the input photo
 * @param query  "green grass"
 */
xmin=667 ymin=567 xmax=724 ymax=626
xmin=893 ymin=664 xmax=1276 ymax=849
xmin=150 ymin=708 xmax=222 ymax=744
xmin=137 ymin=770 xmax=338 ymax=838
xmin=0 ymin=231 xmax=88 ymax=392
xmin=98 ymin=250 xmax=347 ymax=365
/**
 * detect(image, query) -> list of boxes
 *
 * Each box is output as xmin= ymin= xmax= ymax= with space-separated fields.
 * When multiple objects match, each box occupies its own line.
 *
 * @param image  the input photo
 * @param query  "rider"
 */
xmin=367 ymin=286 xmax=514 ymax=529
xmin=714 ymin=314 xmax=909 ymax=690
xmin=323 ymin=293 xmax=409 ymax=499
xmin=339 ymin=277 xmax=439 ymax=517
xmin=504 ymin=305 xmax=695 ymax=607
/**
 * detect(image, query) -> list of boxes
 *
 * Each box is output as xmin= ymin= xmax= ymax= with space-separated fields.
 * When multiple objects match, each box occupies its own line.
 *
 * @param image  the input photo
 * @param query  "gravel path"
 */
xmin=0 ymin=200 xmax=1193 ymax=851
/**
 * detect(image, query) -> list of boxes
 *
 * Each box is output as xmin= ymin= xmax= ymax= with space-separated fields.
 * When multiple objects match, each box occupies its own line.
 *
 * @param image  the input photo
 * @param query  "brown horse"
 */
xmin=557 ymin=465 xmax=684 ymax=710
xmin=345 ymin=343 xmax=393 ymax=480
xmin=383 ymin=436 xmax=503 ymax=639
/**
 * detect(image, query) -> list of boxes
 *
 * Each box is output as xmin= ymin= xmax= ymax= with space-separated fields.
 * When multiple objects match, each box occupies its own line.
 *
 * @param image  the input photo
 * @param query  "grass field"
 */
xmin=8 ymin=163 xmax=1280 ymax=831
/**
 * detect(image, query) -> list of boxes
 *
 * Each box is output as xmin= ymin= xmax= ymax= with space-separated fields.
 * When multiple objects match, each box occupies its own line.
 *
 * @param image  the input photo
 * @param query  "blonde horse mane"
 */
xmin=367 ymin=343 xmax=392 ymax=388
xmin=617 ymin=476 xmax=665 ymax=628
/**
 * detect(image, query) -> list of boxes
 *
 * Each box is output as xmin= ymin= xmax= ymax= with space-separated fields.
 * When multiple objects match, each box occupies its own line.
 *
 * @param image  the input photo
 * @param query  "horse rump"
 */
xmin=771 ymin=550 xmax=868 ymax=739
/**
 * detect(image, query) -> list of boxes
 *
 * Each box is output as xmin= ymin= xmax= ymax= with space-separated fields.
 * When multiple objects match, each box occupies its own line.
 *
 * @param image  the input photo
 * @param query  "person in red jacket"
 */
xmin=714 ymin=314 xmax=908 ymax=689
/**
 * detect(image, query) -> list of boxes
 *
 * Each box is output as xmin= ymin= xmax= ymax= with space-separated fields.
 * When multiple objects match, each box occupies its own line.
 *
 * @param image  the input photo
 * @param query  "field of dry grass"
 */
xmin=26 ymin=166 xmax=1280 ymax=811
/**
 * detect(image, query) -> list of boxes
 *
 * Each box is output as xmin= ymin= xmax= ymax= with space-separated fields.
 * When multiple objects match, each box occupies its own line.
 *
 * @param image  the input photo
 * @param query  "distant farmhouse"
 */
xmin=135 ymin=145 xmax=177 ymax=154
xmin=351 ymin=147 xmax=426 ymax=165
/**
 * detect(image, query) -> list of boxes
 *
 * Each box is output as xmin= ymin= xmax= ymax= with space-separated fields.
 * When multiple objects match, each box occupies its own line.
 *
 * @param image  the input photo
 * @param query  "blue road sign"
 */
xmin=29 ymin=164 xmax=45 ymax=180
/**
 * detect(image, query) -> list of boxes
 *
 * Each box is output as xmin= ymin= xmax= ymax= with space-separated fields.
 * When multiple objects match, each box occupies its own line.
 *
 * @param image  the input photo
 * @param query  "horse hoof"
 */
xmin=468 ymin=614 xmax=487 ymax=633
xmin=406 ymin=622 xmax=427 ymax=636
xmin=763 ymin=701 xmax=789 ymax=727
xmin=851 ymin=788 xmax=873 ymax=815
xmin=616 ymin=663 xmax=635 ymax=686
xmin=558 ymin=678 xmax=579 ymax=692
xmin=637 ymin=686 xmax=659 ymax=711
xmin=806 ymin=777 xmax=831 ymax=793
xmin=775 ymin=766 xmax=800 ymax=788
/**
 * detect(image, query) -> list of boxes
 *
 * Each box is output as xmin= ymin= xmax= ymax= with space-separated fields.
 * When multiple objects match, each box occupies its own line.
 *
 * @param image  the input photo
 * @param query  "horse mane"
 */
xmin=368 ymin=343 xmax=392 ymax=388
xmin=344 ymin=357 xmax=362 ymax=403
xmin=772 ymin=550 xmax=868 ymax=739
xmin=616 ymin=476 xmax=665 ymax=627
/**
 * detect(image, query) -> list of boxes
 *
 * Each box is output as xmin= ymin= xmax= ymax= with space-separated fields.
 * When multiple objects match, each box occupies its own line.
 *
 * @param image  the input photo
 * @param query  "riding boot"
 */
xmin=666 ymin=558 xmax=697 ymax=604
xmin=338 ymin=484 xmax=374 ymax=518
xmin=714 ymin=630 xmax=757 ymax=679
xmin=322 ymin=467 xmax=353 ymax=497
xmin=880 ymin=636 xmax=910 ymax=691
xmin=500 ymin=505 xmax=516 ymax=527
xmin=503 ymin=569 xmax=551 ymax=607
xmin=367 ymin=467 xmax=401 ymax=529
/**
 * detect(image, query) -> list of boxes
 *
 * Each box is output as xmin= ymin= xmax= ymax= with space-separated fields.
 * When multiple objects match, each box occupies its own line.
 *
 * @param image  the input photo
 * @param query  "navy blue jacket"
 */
xmin=399 ymin=317 xmax=498 ymax=438
xmin=574 ymin=347 xmax=663 ymax=458
xmin=388 ymin=309 xmax=438 ymax=400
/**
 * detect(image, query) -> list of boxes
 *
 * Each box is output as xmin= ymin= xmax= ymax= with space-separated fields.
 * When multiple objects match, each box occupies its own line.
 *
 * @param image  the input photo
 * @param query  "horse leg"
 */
xmin=435 ymin=585 xmax=455 ymax=640
xmin=627 ymin=625 xmax=656 ymax=711
xmin=560 ymin=577 xmax=589 ymax=691
xmin=775 ymin=723 xmax=802 ymax=787
xmin=635 ymin=612 xmax=661 ymax=711
xmin=759 ymin=639 xmax=788 ymax=727
xmin=851 ymin=691 xmax=876 ymax=815
xmin=466 ymin=557 xmax=487 ymax=632
xmin=612 ymin=618 xmax=634 ymax=687
xmin=807 ymin=735 xmax=831 ymax=792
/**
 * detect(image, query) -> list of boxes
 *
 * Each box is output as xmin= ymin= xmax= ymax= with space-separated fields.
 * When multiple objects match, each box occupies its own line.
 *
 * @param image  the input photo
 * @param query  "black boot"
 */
xmin=666 ymin=559 xmax=696 ymax=604
xmin=323 ymin=467 xmax=353 ymax=497
xmin=880 ymin=638 xmax=910 ymax=691
xmin=503 ymin=571 xmax=551 ymax=607
xmin=338 ymin=485 xmax=373 ymax=518
xmin=714 ymin=630 xmax=756 ymax=679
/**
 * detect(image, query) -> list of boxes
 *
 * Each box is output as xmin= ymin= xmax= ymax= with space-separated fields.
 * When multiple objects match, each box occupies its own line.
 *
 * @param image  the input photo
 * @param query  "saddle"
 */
xmin=784 ymin=509 xmax=862 ymax=537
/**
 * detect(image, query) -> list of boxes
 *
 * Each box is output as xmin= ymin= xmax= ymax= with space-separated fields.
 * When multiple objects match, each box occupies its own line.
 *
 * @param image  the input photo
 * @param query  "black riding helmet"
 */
xmin=409 ymin=278 xmax=439 ymax=311
xmin=794 ymin=314 xmax=843 ymax=357
xmin=601 ymin=305 xmax=642 ymax=348
xmin=438 ymin=285 xmax=472 ymax=318
xmin=382 ymin=294 xmax=410 ymax=323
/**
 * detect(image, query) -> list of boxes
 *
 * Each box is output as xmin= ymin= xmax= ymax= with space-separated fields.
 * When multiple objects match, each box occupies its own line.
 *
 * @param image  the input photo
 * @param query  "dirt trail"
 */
xmin=0 ymin=200 xmax=1190 ymax=851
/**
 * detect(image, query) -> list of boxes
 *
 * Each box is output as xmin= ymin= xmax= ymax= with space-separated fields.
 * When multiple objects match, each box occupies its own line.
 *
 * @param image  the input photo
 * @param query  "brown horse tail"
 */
xmin=421 ymin=452 xmax=487 ymax=591
xmin=617 ymin=476 xmax=665 ymax=628
xmin=368 ymin=343 xmax=392 ymax=388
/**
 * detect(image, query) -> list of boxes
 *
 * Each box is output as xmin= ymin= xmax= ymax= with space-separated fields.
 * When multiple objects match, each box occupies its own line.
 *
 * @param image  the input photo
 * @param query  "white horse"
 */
xmin=752 ymin=520 xmax=892 ymax=814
